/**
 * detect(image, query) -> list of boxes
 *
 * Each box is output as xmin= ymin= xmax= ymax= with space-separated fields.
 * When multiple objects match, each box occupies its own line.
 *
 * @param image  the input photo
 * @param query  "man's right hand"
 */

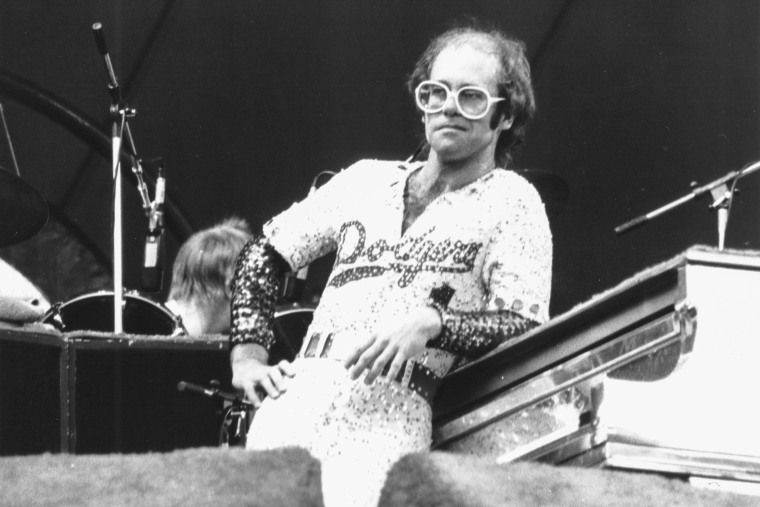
xmin=230 ymin=343 xmax=296 ymax=408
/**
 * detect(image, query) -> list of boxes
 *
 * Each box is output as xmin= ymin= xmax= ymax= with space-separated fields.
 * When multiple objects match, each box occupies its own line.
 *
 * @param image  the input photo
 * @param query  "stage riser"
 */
xmin=0 ymin=336 xmax=61 ymax=454
xmin=0 ymin=329 xmax=232 ymax=454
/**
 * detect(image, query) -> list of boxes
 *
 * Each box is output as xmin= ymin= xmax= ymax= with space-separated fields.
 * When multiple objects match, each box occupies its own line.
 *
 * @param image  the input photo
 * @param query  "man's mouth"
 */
xmin=435 ymin=124 xmax=466 ymax=132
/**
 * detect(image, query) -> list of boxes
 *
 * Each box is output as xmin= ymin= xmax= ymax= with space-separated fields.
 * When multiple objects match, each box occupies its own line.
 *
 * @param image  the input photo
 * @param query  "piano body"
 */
xmin=432 ymin=246 xmax=760 ymax=488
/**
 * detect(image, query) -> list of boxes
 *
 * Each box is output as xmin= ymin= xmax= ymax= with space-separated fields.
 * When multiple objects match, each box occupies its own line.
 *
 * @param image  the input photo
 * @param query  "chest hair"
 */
xmin=402 ymin=171 xmax=448 ymax=234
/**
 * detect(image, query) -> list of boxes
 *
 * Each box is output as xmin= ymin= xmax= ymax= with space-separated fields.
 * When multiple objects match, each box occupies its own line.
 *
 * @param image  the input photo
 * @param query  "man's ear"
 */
xmin=490 ymin=111 xmax=514 ymax=131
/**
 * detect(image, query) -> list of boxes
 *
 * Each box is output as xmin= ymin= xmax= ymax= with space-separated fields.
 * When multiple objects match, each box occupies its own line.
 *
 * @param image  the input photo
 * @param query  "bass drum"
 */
xmin=268 ymin=304 xmax=315 ymax=365
xmin=43 ymin=290 xmax=184 ymax=336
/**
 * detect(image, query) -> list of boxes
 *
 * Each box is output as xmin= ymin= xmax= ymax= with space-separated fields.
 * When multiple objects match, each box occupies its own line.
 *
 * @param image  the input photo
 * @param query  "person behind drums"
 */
xmin=165 ymin=217 xmax=253 ymax=336
xmin=230 ymin=22 xmax=552 ymax=507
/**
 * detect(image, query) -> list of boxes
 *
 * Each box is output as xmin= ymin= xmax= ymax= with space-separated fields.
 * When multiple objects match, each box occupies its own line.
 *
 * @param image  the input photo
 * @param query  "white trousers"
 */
xmin=247 ymin=358 xmax=432 ymax=507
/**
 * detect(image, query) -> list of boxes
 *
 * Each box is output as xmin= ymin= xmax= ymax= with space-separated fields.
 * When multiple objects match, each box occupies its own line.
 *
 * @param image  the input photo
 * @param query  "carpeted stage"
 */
xmin=2 ymin=447 xmax=756 ymax=506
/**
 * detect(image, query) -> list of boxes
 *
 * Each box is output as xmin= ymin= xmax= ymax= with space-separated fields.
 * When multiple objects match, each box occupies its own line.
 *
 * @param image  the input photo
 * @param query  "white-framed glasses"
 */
xmin=414 ymin=80 xmax=505 ymax=120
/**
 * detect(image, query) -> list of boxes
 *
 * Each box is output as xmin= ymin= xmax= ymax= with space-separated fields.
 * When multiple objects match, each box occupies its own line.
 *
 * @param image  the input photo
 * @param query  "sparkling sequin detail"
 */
xmin=262 ymin=159 xmax=552 ymax=378
xmin=238 ymin=159 xmax=552 ymax=507
xmin=330 ymin=221 xmax=482 ymax=288
xmin=229 ymin=235 xmax=290 ymax=351
xmin=427 ymin=308 xmax=539 ymax=358
xmin=248 ymin=359 xmax=431 ymax=507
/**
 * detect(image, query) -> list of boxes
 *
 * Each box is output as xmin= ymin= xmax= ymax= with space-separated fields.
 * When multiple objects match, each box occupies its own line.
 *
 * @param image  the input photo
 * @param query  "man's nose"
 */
xmin=442 ymin=93 xmax=459 ymax=116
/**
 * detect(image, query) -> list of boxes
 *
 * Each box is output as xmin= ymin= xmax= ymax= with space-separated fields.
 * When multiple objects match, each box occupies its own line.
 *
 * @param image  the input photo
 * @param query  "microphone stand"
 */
xmin=615 ymin=160 xmax=760 ymax=250
xmin=92 ymin=23 xmax=155 ymax=332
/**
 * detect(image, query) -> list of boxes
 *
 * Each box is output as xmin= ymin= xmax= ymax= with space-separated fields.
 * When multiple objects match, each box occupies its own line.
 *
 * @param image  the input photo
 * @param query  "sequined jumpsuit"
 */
xmin=230 ymin=159 xmax=552 ymax=507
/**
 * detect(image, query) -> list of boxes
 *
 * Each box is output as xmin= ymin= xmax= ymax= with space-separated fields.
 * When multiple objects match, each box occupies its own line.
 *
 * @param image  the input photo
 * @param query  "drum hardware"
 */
xmin=176 ymin=305 xmax=314 ymax=447
xmin=176 ymin=380 xmax=254 ymax=409
xmin=0 ymin=68 xmax=195 ymax=240
xmin=219 ymin=404 xmax=253 ymax=449
xmin=614 ymin=159 xmax=760 ymax=250
xmin=0 ymin=102 xmax=49 ymax=246
xmin=140 ymin=161 xmax=166 ymax=294
xmin=91 ymin=23 xmax=168 ymax=332
xmin=177 ymin=380 xmax=253 ymax=448
xmin=42 ymin=290 xmax=185 ymax=336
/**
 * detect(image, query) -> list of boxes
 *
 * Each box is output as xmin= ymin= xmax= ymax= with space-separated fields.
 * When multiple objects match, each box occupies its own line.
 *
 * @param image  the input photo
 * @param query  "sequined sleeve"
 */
xmin=426 ymin=172 xmax=551 ymax=359
xmin=229 ymin=234 xmax=291 ymax=351
xmin=426 ymin=307 xmax=539 ymax=358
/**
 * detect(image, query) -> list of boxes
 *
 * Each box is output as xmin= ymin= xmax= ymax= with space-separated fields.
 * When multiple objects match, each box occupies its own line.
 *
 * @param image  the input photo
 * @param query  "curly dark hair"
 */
xmin=407 ymin=24 xmax=536 ymax=167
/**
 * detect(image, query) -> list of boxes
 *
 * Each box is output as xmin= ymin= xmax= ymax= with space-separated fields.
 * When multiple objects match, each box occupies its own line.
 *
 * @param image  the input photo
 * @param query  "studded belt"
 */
xmin=298 ymin=332 xmax=442 ymax=405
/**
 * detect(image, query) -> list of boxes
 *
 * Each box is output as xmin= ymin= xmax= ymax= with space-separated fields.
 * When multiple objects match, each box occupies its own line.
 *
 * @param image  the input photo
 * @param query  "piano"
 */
xmin=433 ymin=246 xmax=760 ymax=490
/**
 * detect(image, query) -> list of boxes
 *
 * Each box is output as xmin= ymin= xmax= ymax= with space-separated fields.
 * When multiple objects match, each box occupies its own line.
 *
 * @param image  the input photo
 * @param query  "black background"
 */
xmin=1 ymin=0 xmax=758 ymax=317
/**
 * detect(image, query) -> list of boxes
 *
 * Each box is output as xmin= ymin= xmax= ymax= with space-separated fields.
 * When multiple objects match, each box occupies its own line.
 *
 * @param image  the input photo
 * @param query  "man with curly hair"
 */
xmin=230 ymin=24 xmax=552 ymax=507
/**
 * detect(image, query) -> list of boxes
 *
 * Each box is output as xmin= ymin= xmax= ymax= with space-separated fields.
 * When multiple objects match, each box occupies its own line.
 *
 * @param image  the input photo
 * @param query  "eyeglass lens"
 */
xmin=417 ymin=82 xmax=489 ymax=117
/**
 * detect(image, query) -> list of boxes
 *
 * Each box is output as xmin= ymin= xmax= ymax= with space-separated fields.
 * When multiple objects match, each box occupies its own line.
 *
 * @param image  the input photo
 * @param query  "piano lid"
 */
xmin=433 ymin=246 xmax=760 ymax=424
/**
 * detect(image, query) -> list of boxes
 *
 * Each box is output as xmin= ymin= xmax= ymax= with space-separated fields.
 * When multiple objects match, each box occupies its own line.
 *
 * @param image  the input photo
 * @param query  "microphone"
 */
xmin=614 ymin=215 xmax=649 ymax=235
xmin=177 ymin=381 xmax=254 ymax=408
xmin=91 ymin=23 xmax=123 ymax=112
xmin=141 ymin=165 xmax=165 ymax=292
xmin=92 ymin=22 xmax=109 ymax=56
xmin=154 ymin=164 xmax=166 ymax=228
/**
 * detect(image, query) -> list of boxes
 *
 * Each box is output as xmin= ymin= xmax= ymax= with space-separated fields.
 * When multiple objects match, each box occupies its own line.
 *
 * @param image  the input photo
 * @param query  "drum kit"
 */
xmin=0 ymin=158 xmax=318 ymax=339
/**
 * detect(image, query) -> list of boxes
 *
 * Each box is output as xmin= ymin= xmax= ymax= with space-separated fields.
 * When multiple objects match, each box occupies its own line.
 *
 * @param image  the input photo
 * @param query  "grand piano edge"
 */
xmin=432 ymin=245 xmax=760 ymax=446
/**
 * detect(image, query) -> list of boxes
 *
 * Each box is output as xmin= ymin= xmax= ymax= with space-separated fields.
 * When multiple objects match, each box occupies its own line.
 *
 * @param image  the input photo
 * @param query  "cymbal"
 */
xmin=0 ymin=169 xmax=48 ymax=246
xmin=512 ymin=168 xmax=569 ymax=218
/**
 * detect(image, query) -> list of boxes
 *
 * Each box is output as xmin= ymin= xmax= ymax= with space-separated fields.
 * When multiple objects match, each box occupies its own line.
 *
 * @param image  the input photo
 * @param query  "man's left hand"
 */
xmin=343 ymin=306 xmax=442 ymax=384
